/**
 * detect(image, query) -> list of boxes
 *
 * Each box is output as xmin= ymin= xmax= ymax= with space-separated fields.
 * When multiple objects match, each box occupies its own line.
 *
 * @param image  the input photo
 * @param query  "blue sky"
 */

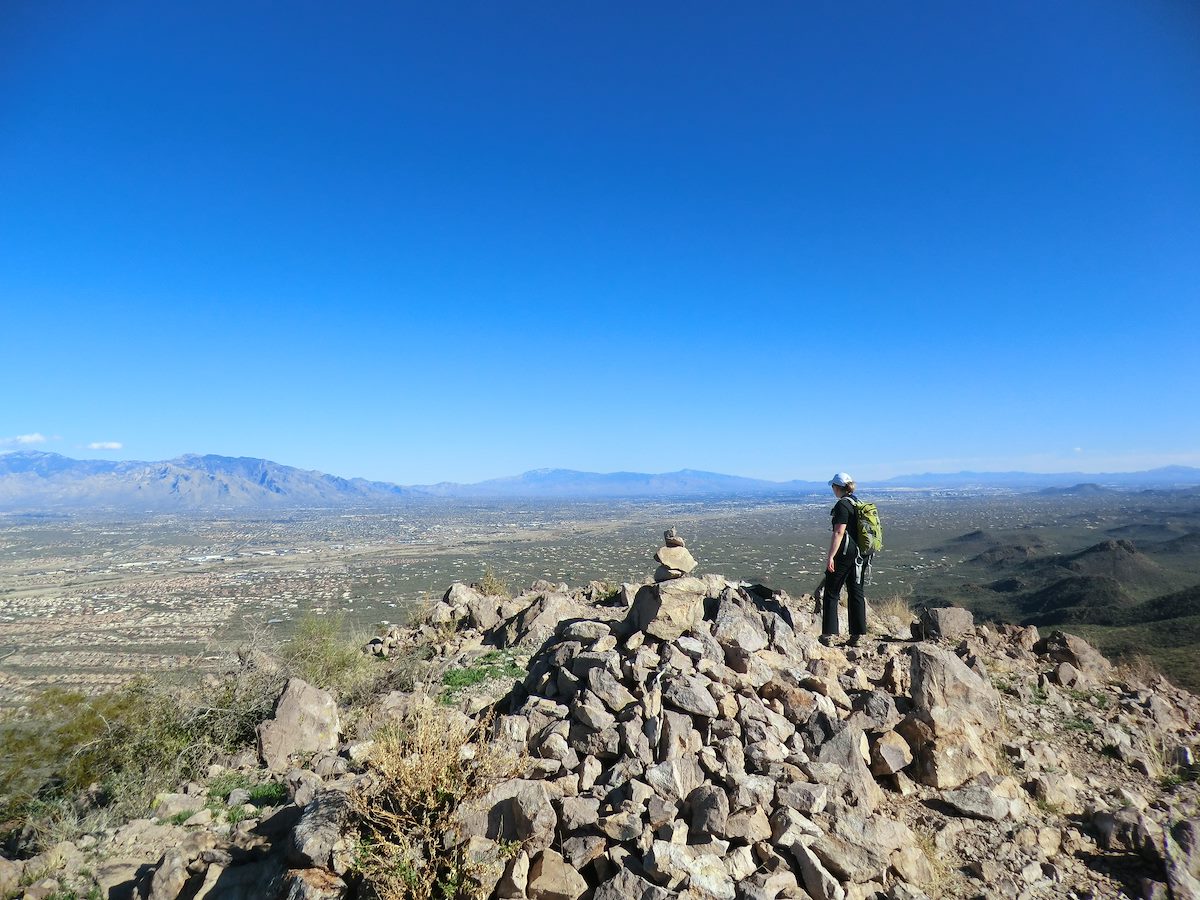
xmin=2 ymin=1 xmax=1198 ymax=484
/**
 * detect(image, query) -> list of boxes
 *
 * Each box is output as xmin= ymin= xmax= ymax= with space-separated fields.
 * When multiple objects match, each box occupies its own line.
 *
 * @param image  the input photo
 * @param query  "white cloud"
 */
xmin=0 ymin=432 xmax=47 ymax=446
xmin=88 ymin=441 xmax=124 ymax=451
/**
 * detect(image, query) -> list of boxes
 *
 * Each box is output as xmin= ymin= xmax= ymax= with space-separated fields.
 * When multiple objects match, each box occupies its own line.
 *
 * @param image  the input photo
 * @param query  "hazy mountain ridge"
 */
xmin=2 ymin=450 xmax=1199 ymax=510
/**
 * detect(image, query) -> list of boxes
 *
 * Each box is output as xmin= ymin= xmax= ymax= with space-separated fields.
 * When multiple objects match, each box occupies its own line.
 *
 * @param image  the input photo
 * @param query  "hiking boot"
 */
xmin=847 ymin=634 xmax=864 ymax=648
xmin=818 ymin=635 xmax=835 ymax=647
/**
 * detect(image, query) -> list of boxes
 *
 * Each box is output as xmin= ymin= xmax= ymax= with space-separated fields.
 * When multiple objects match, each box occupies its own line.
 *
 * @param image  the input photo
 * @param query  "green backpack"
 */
xmin=848 ymin=496 xmax=884 ymax=556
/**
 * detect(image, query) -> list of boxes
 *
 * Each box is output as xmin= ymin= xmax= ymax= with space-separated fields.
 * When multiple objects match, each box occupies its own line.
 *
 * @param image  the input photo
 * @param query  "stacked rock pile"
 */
xmin=453 ymin=572 xmax=1000 ymax=900
xmin=654 ymin=527 xmax=697 ymax=582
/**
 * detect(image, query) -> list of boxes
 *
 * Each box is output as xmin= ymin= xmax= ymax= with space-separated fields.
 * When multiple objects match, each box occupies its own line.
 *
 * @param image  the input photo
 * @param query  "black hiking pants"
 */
xmin=822 ymin=551 xmax=867 ymax=637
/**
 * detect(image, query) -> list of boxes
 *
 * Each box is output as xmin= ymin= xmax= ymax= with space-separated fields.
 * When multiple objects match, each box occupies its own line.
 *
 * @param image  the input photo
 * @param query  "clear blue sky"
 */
xmin=2 ymin=1 xmax=1198 ymax=484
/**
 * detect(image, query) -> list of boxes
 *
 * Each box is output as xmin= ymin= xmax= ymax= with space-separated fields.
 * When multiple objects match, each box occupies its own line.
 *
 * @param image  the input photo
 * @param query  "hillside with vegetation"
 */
xmin=2 ymin=551 xmax=1198 ymax=900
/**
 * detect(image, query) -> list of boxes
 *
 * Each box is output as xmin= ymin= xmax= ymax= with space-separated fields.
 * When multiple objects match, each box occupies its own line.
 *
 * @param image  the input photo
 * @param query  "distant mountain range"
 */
xmin=1 ymin=451 xmax=1199 ymax=511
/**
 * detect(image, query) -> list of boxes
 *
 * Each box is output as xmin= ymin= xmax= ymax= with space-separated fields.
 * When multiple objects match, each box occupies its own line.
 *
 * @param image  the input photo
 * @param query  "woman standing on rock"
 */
xmin=821 ymin=472 xmax=867 ymax=647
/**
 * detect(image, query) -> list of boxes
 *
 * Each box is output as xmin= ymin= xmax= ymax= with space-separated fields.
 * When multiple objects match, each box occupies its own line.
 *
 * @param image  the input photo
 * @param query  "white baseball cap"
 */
xmin=828 ymin=472 xmax=853 ymax=487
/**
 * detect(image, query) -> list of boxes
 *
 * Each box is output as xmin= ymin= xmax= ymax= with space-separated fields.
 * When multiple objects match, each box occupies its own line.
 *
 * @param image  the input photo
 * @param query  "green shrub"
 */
xmin=0 ymin=666 xmax=281 ymax=847
xmin=279 ymin=613 xmax=377 ymax=699
xmin=476 ymin=569 xmax=511 ymax=599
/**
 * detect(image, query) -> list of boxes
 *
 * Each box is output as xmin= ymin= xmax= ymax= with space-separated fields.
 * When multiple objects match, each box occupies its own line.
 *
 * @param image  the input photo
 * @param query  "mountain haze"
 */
xmin=1 ymin=451 xmax=1199 ymax=511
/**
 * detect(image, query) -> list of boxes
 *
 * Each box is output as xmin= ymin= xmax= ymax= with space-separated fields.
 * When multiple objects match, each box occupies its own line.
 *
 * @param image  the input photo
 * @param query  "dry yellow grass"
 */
xmin=873 ymin=593 xmax=913 ymax=622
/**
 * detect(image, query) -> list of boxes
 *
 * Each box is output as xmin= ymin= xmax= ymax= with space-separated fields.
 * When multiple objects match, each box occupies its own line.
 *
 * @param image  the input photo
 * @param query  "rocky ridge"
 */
xmin=5 ymin=556 xmax=1200 ymax=900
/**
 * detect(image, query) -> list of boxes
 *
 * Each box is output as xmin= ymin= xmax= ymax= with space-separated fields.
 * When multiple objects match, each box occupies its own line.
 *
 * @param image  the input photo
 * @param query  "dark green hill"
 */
xmin=1073 ymin=614 xmax=1200 ymax=693
xmin=1018 ymin=539 xmax=1172 ymax=598
xmin=970 ymin=541 xmax=1047 ymax=567
xmin=1019 ymin=575 xmax=1134 ymax=626
xmin=1144 ymin=531 xmax=1200 ymax=556
xmin=1104 ymin=522 xmax=1185 ymax=541
xmin=1105 ymin=583 xmax=1200 ymax=626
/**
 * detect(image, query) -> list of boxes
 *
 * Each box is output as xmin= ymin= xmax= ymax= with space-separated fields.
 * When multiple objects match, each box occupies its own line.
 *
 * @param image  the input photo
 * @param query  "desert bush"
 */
xmin=278 ymin=613 xmax=378 ymax=699
xmin=0 ymin=674 xmax=264 ymax=844
xmin=350 ymin=704 xmax=520 ymax=900
xmin=476 ymin=568 xmax=511 ymax=600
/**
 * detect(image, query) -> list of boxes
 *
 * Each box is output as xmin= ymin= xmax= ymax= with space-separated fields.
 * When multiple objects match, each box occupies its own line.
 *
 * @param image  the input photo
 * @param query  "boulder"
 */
xmin=661 ymin=674 xmax=720 ymax=718
xmin=712 ymin=596 xmax=769 ymax=655
xmin=527 ymin=848 xmax=588 ymax=900
xmin=627 ymin=578 xmax=706 ymax=641
xmin=940 ymin=781 xmax=1011 ymax=821
xmin=257 ymin=679 xmax=340 ymax=772
xmin=644 ymin=841 xmax=735 ymax=899
xmin=455 ymin=779 xmax=557 ymax=852
xmin=593 ymin=868 xmax=675 ymax=900
xmin=289 ymin=789 xmax=351 ymax=869
xmin=788 ymin=841 xmax=846 ymax=900
xmin=1164 ymin=819 xmax=1200 ymax=900
xmin=496 ymin=593 xmax=594 ymax=649
xmin=869 ymin=731 xmax=913 ymax=776
xmin=905 ymin=644 xmax=1000 ymax=789
xmin=1034 ymin=631 xmax=1112 ymax=678
xmin=655 ymin=545 xmax=697 ymax=575
xmin=919 ymin=607 xmax=974 ymax=641
xmin=816 ymin=724 xmax=882 ymax=812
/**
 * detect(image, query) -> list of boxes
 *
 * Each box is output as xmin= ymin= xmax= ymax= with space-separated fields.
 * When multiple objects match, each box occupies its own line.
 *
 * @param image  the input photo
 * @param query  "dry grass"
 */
xmin=476 ymin=568 xmax=511 ymax=600
xmin=873 ymin=593 xmax=914 ymax=622
xmin=277 ymin=613 xmax=379 ymax=700
xmin=1114 ymin=652 xmax=1162 ymax=688
xmin=350 ymin=703 xmax=520 ymax=900
xmin=913 ymin=826 xmax=950 ymax=883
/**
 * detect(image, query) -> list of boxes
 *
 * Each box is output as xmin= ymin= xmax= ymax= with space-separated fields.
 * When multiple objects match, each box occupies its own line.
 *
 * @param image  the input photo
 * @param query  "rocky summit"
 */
xmin=5 ymin=554 xmax=1200 ymax=900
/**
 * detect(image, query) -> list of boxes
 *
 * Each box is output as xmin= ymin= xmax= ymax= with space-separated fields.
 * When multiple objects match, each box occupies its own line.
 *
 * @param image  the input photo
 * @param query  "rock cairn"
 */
xmin=655 ymin=527 xmax=697 ymax=582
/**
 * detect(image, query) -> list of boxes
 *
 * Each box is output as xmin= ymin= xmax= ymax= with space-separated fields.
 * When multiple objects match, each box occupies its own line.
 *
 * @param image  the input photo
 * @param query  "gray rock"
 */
xmin=713 ymin=598 xmax=769 ymax=655
xmin=527 ymin=848 xmax=588 ymax=900
xmin=869 ymin=731 xmax=913 ymax=776
xmin=816 ymin=724 xmax=882 ymax=812
xmin=594 ymin=868 xmax=675 ymax=900
xmin=588 ymin=667 xmax=637 ymax=713
xmin=644 ymin=841 xmax=735 ymax=899
xmin=662 ymin=674 xmax=719 ymax=718
xmin=1034 ymin=631 xmax=1112 ymax=678
xmin=497 ymin=592 xmax=594 ymax=649
xmin=656 ymin=545 xmax=698 ymax=574
xmin=627 ymin=577 xmax=706 ymax=641
xmin=455 ymin=779 xmax=558 ymax=852
xmin=561 ymin=835 xmax=606 ymax=870
xmin=689 ymin=784 xmax=730 ymax=839
xmin=146 ymin=849 xmax=189 ymax=900
xmin=850 ymin=690 xmax=900 ymax=732
xmin=1164 ymin=819 xmax=1200 ymax=900
xmin=919 ymin=606 xmax=974 ymax=640
xmin=788 ymin=841 xmax=845 ymax=900
xmin=257 ymin=678 xmax=340 ymax=772
xmin=940 ymin=782 xmax=1010 ymax=821
xmin=558 ymin=797 xmax=600 ymax=832
xmin=811 ymin=813 xmax=912 ymax=885
xmin=645 ymin=757 xmax=704 ymax=804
